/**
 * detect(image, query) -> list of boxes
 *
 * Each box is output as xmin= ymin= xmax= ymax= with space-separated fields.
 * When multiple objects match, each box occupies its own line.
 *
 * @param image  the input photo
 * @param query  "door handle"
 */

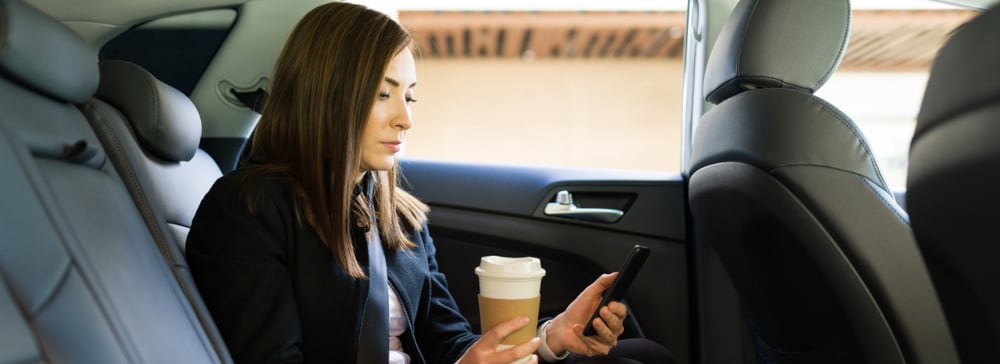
xmin=544 ymin=190 xmax=624 ymax=223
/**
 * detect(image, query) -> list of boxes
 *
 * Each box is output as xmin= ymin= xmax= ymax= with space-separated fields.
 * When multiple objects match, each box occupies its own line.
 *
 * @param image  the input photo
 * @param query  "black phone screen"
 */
xmin=582 ymin=244 xmax=650 ymax=336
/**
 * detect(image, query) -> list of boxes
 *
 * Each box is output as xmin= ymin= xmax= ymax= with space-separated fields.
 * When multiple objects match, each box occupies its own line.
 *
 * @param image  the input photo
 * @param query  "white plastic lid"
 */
xmin=475 ymin=256 xmax=546 ymax=279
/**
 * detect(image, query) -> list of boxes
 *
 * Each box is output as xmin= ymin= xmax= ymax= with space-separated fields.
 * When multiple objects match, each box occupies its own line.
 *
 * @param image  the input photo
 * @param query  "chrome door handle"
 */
xmin=544 ymin=190 xmax=624 ymax=223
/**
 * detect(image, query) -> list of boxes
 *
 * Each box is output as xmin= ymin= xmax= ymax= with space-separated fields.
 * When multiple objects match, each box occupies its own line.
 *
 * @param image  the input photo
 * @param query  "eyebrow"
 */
xmin=384 ymin=77 xmax=416 ymax=89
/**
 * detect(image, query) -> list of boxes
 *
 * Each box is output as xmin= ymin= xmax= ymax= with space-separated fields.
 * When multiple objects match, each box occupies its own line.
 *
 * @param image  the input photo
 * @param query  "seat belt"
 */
xmin=357 ymin=225 xmax=389 ymax=364
xmin=356 ymin=177 xmax=389 ymax=364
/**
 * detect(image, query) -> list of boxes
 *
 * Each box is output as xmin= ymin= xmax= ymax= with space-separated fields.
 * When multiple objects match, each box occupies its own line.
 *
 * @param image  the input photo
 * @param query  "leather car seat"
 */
xmin=907 ymin=5 xmax=1000 ymax=363
xmin=0 ymin=0 xmax=231 ymax=361
xmin=87 ymin=59 xmax=223 ymax=250
xmin=687 ymin=0 xmax=958 ymax=362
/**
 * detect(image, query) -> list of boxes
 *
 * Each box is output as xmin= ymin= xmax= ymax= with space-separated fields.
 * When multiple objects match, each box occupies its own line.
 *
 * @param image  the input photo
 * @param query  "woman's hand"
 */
xmin=544 ymin=273 xmax=627 ymax=357
xmin=457 ymin=316 xmax=541 ymax=364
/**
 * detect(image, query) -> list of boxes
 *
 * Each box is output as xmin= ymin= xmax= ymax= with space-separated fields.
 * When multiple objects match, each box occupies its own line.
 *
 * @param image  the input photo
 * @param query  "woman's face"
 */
xmin=360 ymin=48 xmax=416 ymax=172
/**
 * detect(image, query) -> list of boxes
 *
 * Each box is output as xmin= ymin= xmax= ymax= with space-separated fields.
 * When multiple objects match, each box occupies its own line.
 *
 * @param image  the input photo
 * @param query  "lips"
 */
xmin=381 ymin=141 xmax=402 ymax=153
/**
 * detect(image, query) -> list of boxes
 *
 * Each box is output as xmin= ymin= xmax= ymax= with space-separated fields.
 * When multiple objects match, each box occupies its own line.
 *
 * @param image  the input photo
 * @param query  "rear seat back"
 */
xmin=0 ymin=0 xmax=230 ymax=362
xmin=88 ymin=60 xmax=223 ymax=250
xmin=0 ymin=122 xmax=132 ymax=363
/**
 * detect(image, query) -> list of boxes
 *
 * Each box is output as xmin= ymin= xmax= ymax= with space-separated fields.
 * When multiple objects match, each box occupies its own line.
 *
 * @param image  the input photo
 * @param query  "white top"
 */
xmin=389 ymin=286 xmax=410 ymax=364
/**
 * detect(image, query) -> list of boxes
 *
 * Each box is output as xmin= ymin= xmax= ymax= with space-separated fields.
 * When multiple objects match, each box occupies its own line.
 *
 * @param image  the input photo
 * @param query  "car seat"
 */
xmin=687 ymin=0 xmax=959 ymax=362
xmin=907 ymin=4 xmax=1000 ymax=363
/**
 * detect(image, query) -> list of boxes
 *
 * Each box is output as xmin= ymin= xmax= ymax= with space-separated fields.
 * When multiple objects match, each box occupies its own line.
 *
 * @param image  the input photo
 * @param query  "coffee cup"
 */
xmin=475 ymin=256 xmax=546 ymax=364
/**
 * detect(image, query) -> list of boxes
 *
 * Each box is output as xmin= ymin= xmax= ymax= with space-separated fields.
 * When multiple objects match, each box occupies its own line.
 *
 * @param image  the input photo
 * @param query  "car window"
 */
xmin=100 ymin=9 xmax=238 ymax=96
xmin=396 ymin=2 xmax=976 ymax=182
xmin=397 ymin=9 xmax=686 ymax=173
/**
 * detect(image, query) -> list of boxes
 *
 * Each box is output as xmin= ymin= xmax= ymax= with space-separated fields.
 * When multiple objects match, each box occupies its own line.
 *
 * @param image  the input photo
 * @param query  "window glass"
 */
xmin=399 ymin=2 xmax=977 ymax=181
xmin=100 ymin=9 xmax=238 ymax=95
xmin=398 ymin=10 xmax=686 ymax=173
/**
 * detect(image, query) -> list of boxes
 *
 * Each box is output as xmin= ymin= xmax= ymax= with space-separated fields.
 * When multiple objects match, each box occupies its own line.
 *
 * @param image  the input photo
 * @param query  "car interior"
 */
xmin=0 ymin=0 xmax=997 ymax=363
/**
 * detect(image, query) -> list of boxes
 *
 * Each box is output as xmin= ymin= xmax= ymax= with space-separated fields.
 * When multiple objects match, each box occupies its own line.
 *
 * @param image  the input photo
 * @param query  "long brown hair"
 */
xmin=246 ymin=2 xmax=427 ymax=278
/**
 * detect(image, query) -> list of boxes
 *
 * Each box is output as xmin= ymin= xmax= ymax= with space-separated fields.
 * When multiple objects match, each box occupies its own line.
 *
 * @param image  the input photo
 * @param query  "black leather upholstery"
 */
xmin=908 ymin=5 xmax=1000 ymax=363
xmin=688 ymin=0 xmax=958 ymax=362
xmin=0 ymin=0 xmax=230 ymax=362
xmin=91 ymin=60 xmax=223 ymax=247
xmin=703 ymin=0 xmax=849 ymax=105
xmin=690 ymin=89 xmax=886 ymax=187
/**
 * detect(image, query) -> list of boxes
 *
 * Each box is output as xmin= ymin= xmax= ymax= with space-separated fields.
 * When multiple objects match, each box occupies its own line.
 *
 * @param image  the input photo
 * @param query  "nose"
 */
xmin=393 ymin=101 xmax=413 ymax=131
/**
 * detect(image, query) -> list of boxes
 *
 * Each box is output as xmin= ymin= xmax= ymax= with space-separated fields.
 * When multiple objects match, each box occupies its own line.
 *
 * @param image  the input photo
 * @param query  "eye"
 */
xmin=378 ymin=92 xmax=390 ymax=100
xmin=405 ymin=97 xmax=418 ymax=104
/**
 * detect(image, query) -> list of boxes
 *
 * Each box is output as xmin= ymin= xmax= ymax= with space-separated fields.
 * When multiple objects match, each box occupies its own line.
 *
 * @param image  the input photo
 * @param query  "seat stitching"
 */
xmin=859 ymin=175 xmax=908 ymax=224
xmin=0 ymin=117 xmax=140 ymax=362
xmin=734 ymin=0 xmax=762 ymax=75
xmin=773 ymin=162 xmax=906 ymax=223
xmin=83 ymin=102 xmax=174 ymax=261
xmin=779 ymin=89 xmax=889 ymax=189
xmin=21 ymin=254 xmax=72 ymax=316
xmin=84 ymin=101 xmax=227 ymax=361
xmin=99 ymin=61 xmax=231 ymax=359
xmin=815 ymin=0 xmax=852 ymax=89
xmin=104 ymin=60 xmax=161 ymax=153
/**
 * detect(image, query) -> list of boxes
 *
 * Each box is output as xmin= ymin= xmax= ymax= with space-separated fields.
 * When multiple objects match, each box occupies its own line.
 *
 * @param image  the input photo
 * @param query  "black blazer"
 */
xmin=186 ymin=166 xmax=478 ymax=364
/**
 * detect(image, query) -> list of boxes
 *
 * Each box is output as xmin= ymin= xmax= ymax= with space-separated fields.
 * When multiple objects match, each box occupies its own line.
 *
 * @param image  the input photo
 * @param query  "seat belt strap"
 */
xmin=356 ymin=221 xmax=389 ymax=363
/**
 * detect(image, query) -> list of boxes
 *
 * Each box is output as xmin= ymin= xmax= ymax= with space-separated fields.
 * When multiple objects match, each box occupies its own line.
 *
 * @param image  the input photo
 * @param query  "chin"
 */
xmin=365 ymin=159 xmax=395 ymax=172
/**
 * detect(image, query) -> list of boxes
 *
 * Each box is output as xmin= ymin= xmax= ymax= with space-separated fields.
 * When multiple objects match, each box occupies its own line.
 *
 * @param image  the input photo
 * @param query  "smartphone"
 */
xmin=582 ymin=244 xmax=650 ymax=336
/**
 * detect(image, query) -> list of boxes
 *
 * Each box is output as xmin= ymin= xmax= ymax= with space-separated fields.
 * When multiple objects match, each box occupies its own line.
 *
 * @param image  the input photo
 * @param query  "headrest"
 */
xmin=703 ymin=0 xmax=851 ymax=104
xmin=915 ymin=5 xmax=1000 ymax=141
xmin=96 ymin=60 xmax=202 ymax=162
xmin=0 ymin=0 xmax=98 ymax=103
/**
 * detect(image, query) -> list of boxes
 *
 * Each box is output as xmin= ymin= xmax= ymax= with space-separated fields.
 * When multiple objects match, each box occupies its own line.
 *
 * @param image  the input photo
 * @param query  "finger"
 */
xmin=592 ymin=316 xmax=619 ymax=345
xmin=599 ymin=306 xmax=625 ymax=335
xmin=573 ymin=323 xmax=612 ymax=356
xmin=607 ymin=301 xmax=628 ymax=319
xmin=595 ymin=272 xmax=618 ymax=290
xmin=496 ymin=337 xmax=541 ymax=363
xmin=482 ymin=316 xmax=531 ymax=346
xmin=582 ymin=272 xmax=619 ymax=298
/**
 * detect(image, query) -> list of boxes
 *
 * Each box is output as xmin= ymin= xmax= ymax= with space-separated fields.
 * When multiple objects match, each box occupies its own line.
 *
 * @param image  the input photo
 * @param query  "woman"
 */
xmin=187 ymin=2 xmax=670 ymax=364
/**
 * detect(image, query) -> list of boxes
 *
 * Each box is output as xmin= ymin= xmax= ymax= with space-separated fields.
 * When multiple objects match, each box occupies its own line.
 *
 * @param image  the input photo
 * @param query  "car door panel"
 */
xmin=400 ymin=158 xmax=690 ymax=363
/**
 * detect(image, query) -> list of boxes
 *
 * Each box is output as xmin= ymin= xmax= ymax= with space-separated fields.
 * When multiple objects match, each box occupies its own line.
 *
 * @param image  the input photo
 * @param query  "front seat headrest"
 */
xmin=0 ymin=0 xmax=98 ymax=104
xmin=703 ymin=0 xmax=851 ymax=104
xmin=914 ymin=6 xmax=1000 ymax=141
